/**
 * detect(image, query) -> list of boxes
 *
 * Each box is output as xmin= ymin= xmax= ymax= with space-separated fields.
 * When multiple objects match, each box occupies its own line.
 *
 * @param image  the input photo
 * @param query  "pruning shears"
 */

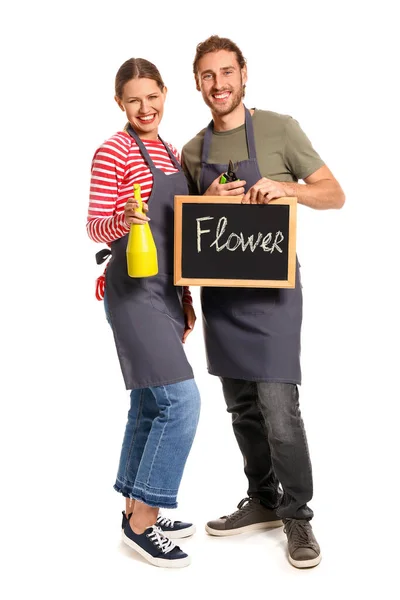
xmin=219 ymin=160 xmax=238 ymax=184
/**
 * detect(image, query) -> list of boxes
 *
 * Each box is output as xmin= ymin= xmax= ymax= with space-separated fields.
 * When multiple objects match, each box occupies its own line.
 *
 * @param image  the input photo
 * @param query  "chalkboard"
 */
xmin=174 ymin=196 xmax=297 ymax=288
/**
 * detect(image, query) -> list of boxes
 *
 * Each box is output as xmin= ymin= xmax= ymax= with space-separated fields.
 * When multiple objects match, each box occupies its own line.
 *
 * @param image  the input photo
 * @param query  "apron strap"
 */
xmin=244 ymin=107 xmax=257 ymax=159
xmin=95 ymin=248 xmax=112 ymax=265
xmin=201 ymin=106 xmax=257 ymax=164
xmin=126 ymin=124 xmax=182 ymax=174
xmin=201 ymin=119 xmax=214 ymax=165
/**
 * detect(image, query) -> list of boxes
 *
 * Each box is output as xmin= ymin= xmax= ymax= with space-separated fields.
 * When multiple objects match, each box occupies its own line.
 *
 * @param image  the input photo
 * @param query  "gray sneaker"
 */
xmin=205 ymin=497 xmax=283 ymax=536
xmin=283 ymin=519 xmax=321 ymax=568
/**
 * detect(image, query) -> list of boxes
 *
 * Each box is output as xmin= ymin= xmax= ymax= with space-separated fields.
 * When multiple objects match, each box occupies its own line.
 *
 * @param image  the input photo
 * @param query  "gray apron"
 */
xmin=104 ymin=126 xmax=193 ymax=390
xmin=199 ymin=108 xmax=302 ymax=384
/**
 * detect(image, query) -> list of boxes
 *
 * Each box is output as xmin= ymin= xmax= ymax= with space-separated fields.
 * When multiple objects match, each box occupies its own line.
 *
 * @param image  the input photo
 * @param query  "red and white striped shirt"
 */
xmin=87 ymin=130 xmax=192 ymax=304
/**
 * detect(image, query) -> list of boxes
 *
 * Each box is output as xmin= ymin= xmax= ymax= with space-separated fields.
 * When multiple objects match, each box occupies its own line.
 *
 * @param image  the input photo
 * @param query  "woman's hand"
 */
xmin=124 ymin=198 xmax=150 ymax=225
xmin=182 ymin=304 xmax=196 ymax=343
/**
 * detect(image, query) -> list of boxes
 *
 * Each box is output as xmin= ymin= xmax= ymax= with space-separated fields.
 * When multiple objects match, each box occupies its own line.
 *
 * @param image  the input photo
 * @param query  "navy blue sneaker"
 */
xmin=122 ymin=522 xmax=190 ymax=568
xmin=121 ymin=511 xmax=195 ymax=539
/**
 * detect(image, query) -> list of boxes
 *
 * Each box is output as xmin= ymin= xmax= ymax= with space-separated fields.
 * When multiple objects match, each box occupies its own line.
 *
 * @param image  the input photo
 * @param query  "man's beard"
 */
xmin=204 ymin=81 xmax=244 ymax=117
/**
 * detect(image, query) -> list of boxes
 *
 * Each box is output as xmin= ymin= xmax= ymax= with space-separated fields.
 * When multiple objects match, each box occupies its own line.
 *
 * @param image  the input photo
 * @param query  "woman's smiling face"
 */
xmin=116 ymin=77 xmax=167 ymax=140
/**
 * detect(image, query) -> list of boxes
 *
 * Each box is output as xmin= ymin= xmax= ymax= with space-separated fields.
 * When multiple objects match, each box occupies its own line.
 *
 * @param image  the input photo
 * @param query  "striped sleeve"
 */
xmin=167 ymin=143 xmax=181 ymax=164
xmin=87 ymin=133 xmax=188 ymax=302
xmin=86 ymin=135 xmax=131 ymax=243
xmin=182 ymin=287 xmax=193 ymax=305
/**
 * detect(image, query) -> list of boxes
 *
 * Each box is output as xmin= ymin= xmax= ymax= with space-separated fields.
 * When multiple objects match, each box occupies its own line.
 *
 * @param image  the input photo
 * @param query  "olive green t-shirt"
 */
xmin=181 ymin=109 xmax=325 ymax=194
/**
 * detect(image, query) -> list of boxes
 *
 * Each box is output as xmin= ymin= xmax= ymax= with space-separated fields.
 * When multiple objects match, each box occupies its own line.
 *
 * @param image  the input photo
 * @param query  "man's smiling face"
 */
xmin=196 ymin=50 xmax=247 ymax=117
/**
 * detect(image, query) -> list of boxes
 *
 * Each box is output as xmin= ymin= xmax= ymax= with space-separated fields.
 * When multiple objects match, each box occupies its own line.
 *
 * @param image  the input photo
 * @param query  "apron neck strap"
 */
xmin=244 ymin=107 xmax=257 ymax=159
xmin=126 ymin=124 xmax=182 ymax=173
xmin=201 ymin=106 xmax=256 ymax=164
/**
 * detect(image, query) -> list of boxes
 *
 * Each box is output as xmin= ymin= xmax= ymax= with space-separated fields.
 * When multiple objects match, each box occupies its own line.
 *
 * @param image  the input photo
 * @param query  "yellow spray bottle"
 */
xmin=126 ymin=184 xmax=158 ymax=277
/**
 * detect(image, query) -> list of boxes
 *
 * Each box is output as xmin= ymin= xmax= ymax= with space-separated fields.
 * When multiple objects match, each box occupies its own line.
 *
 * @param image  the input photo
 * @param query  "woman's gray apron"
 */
xmin=199 ymin=107 xmax=302 ymax=384
xmin=104 ymin=126 xmax=193 ymax=390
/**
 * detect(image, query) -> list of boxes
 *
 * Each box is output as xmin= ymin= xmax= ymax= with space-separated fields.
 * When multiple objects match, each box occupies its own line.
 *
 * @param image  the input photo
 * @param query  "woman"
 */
xmin=87 ymin=58 xmax=201 ymax=568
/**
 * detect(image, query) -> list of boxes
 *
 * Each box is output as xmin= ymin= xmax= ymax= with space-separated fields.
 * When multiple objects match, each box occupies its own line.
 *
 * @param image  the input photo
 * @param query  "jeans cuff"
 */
xmin=113 ymin=482 xmax=178 ymax=509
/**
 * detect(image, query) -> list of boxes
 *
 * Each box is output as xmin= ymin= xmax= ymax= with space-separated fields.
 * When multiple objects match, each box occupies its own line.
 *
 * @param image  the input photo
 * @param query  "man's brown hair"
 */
xmin=193 ymin=35 xmax=247 ymax=78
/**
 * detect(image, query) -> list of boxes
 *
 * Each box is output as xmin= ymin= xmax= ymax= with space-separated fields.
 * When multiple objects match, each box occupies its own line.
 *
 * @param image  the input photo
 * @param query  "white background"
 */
xmin=1 ymin=0 xmax=399 ymax=598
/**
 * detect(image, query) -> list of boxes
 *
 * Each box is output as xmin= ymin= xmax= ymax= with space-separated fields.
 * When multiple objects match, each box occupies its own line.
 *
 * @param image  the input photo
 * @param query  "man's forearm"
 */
xmin=282 ymin=178 xmax=345 ymax=210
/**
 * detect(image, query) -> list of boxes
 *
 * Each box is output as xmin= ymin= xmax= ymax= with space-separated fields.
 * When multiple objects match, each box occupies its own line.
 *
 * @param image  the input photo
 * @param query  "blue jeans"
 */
xmin=104 ymin=294 xmax=200 ymax=508
xmin=114 ymin=381 xmax=200 ymax=508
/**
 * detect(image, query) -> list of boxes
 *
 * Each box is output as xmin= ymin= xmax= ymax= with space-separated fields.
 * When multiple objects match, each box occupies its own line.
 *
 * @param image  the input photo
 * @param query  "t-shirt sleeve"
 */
xmin=284 ymin=117 xmax=325 ymax=181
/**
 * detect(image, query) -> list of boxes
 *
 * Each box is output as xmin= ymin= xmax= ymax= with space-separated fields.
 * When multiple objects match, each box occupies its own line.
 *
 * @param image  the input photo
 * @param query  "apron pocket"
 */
xmin=149 ymin=274 xmax=184 ymax=321
xmin=231 ymin=288 xmax=278 ymax=316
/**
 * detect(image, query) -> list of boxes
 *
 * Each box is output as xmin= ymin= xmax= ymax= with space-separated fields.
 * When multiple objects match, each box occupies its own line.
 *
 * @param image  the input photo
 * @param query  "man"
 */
xmin=182 ymin=35 xmax=345 ymax=569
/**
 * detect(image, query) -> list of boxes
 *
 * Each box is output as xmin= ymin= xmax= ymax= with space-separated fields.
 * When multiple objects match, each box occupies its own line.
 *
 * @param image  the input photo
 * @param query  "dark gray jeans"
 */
xmin=221 ymin=379 xmax=314 ymax=520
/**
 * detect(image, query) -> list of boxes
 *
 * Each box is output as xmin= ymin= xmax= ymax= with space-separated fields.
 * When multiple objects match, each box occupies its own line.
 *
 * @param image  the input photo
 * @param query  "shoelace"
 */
xmin=223 ymin=498 xmax=256 ymax=522
xmin=157 ymin=515 xmax=175 ymax=528
xmin=283 ymin=520 xmax=313 ymax=548
xmin=147 ymin=526 xmax=176 ymax=554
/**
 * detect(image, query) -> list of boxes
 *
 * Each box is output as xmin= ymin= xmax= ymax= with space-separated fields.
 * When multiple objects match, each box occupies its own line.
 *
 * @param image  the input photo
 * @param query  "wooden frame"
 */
xmin=174 ymin=196 xmax=297 ymax=288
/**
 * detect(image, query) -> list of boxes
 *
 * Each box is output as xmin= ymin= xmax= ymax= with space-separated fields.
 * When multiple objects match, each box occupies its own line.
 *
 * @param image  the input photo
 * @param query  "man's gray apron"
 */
xmin=199 ymin=107 xmax=302 ymax=384
xmin=103 ymin=126 xmax=193 ymax=390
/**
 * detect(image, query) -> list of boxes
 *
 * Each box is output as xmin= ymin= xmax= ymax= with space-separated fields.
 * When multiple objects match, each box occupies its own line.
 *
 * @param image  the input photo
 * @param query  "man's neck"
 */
xmin=212 ymin=102 xmax=247 ymax=132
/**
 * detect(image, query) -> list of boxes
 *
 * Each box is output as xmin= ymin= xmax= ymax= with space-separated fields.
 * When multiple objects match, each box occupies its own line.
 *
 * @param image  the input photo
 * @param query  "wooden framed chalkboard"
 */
xmin=174 ymin=196 xmax=297 ymax=288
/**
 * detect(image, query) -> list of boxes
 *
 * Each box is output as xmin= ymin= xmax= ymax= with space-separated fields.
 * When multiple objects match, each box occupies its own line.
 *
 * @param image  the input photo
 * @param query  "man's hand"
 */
xmin=204 ymin=175 xmax=246 ymax=197
xmin=124 ymin=198 xmax=150 ymax=225
xmin=182 ymin=304 xmax=196 ymax=343
xmin=242 ymin=178 xmax=289 ymax=204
